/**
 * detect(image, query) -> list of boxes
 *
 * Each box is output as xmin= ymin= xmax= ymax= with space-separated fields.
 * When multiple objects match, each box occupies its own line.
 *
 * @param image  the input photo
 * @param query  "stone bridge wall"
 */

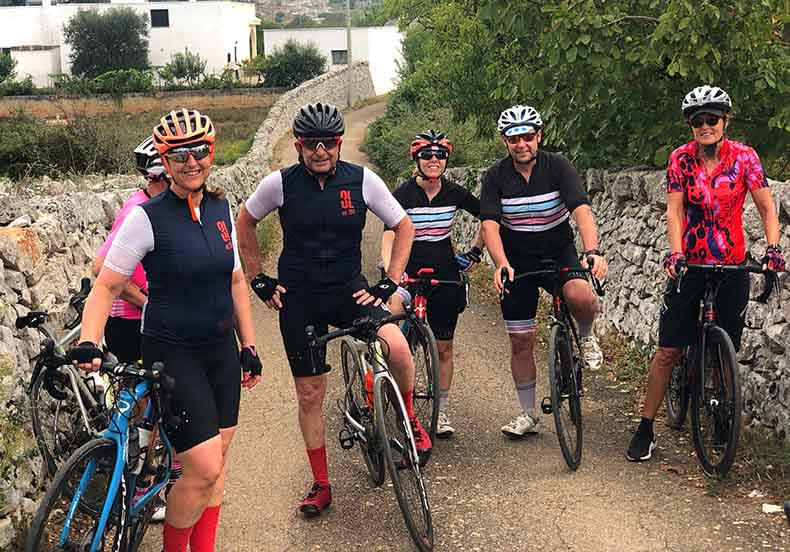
xmin=449 ymin=165 xmax=790 ymax=437
xmin=0 ymin=62 xmax=375 ymax=547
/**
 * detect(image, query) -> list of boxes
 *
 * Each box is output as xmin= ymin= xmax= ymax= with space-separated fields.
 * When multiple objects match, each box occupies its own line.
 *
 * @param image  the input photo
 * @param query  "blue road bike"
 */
xmin=25 ymin=359 xmax=176 ymax=552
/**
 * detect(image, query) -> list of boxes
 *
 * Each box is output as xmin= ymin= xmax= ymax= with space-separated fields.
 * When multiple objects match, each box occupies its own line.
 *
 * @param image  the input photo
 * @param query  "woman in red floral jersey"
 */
xmin=625 ymin=85 xmax=785 ymax=463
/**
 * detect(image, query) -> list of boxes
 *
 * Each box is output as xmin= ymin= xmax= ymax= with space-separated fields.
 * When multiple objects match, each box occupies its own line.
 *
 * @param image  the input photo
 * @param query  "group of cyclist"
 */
xmin=66 ymin=83 xmax=784 ymax=551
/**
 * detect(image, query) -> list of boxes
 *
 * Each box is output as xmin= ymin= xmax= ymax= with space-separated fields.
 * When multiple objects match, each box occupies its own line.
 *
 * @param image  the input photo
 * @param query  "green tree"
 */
xmin=259 ymin=40 xmax=327 ymax=87
xmin=0 ymin=52 xmax=16 ymax=84
xmin=63 ymin=8 xmax=150 ymax=78
xmin=159 ymin=48 xmax=207 ymax=87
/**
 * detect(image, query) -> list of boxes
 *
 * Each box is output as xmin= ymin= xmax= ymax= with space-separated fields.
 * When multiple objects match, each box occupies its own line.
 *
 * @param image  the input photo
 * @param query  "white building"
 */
xmin=0 ymin=0 xmax=261 ymax=88
xmin=262 ymin=25 xmax=402 ymax=95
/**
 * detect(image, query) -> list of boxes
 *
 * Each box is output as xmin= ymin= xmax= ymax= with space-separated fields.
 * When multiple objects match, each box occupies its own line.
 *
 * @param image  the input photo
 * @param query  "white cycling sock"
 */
xmin=515 ymin=380 xmax=536 ymax=416
xmin=578 ymin=319 xmax=593 ymax=338
xmin=439 ymin=389 xmax=450 ymax=411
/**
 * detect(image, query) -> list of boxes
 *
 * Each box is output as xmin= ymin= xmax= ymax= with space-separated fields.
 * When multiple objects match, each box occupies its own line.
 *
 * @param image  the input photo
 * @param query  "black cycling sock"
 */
xmin=638 ymin=417 xmax=654 ymax=436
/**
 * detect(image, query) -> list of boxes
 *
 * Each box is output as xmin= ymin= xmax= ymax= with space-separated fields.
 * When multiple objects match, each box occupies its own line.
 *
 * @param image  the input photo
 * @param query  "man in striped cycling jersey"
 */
xmin=480 ymin=105 xmax=608 ymax=438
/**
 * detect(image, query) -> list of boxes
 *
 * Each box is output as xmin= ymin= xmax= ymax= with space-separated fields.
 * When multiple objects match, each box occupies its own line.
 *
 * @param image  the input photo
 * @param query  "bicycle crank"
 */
xmin=338 ymin=428 xmax=355 ymax=450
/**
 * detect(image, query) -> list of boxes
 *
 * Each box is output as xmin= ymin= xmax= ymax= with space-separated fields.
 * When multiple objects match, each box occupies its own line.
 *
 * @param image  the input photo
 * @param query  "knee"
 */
xmin=652 ymin=347 xmax=683 ymax=375
xmin=437 ymin=341 xmax=453 ymax=363
xmin=296 ymin=382 xmax=325 ymax=410
xmin=183 ymin=456 xmax=223 ymax=492
xmin=509 ymin=333 xmax=535 ymax=356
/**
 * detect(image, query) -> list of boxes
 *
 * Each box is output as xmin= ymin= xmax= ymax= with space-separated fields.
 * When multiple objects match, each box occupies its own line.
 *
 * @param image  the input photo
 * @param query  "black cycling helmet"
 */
xmin=292 ymin=102 xmax=345 ymax=138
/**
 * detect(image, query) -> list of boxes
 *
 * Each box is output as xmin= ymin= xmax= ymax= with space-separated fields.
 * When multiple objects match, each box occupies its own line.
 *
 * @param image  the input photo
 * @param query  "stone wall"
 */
xmin=0 ymin=87 xmax=285 ymax=119
xmin=0 ymin=62 xmax=375 ymax=547
xmin=448 ymin=165 xmax=790 ymax=438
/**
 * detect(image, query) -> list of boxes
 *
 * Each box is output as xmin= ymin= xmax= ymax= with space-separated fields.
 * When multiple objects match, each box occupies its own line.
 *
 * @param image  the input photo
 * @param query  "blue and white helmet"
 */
xmin=497 ymin=105 xmax=543 ymax=136
xmin=681 ymin=86 xmax=732 ymax=119
xmin=134 ymin=135 xmax=167 ymax=179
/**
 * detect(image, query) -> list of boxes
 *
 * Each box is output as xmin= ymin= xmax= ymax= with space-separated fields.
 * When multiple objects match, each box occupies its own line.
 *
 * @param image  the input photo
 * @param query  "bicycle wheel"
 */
xmin=665 ymin=347 xmax=691 ymax=430
xmin=128 ymin=437 xmax=170 ymax=551
xmin=548 ymin=325 xmax=583 ymax=470
xmin=25 ymin=437 xmax=127 ymax=552
xmin=340 ymin=337 xmax=385 ymax=486
xmin=691 ymin=326 xmax=742 ymax=478
xmin=30 ymin=366 xmax=94 ymax=477
xmin=375 ymin=377 xmax=433 ymax=552
xmin=406 ymin=319 xmax=440 ymax=462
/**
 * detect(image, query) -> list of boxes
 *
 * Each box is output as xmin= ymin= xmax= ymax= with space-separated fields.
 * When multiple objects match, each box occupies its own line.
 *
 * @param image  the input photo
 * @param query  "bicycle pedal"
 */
xmin=541 ymin=397 xmax=553 ymax=414
xmin=338 ymin=428 xmax=354 ymax=450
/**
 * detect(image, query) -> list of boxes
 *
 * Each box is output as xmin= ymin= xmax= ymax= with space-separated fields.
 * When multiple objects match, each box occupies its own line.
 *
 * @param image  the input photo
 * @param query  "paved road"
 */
xmin=147 ymin=102 xmax=789 ymax=552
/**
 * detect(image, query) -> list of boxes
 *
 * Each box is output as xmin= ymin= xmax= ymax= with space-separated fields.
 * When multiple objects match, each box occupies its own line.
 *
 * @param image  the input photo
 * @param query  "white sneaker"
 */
xmin=501 ymin=412 xmax=539 ymax=438
xmin=436 ymin=410 xmax=455 ymax=438
xmin=580 ymin=335 xmax=603 ymax=371
xmin=151 ymin=498 xmax=166 ymax=522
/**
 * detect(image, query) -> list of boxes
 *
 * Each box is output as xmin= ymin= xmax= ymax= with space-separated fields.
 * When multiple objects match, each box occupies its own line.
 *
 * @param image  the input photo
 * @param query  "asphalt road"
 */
xmin=145 ymin=102 xmax=789 ymax=552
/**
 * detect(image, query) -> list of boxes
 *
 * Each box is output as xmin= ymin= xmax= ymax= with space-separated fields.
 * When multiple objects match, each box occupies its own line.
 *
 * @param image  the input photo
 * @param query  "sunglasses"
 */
xmin=504 ymin=132 xmax=538 ymax=145
xmin=165 ymin=143 xmax=212 ymax=163
xmin=689 ymin=115 xmax=722 ymax=129
xmin=416 ymin=149 xmax=449 ymax=161
xmin=299 ymin=137 xmax=342 ymax=151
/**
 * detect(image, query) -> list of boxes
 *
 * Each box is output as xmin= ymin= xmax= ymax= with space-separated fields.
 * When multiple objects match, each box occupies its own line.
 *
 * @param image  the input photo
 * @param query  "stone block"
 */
xmin=0 ymin=228 xmax=43 ymax=273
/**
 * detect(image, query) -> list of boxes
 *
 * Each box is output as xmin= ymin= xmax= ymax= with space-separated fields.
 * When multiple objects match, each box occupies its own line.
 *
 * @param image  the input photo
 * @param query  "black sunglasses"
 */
xmin=299 ymin=137 xmax=342 ymax=151
xmin=504 ymin=132 xmax=538 ymax=145
xmin=689 ymin=115 xmax=722 ymax=129
xmin=165 ymin=143 xmax=212 ymax=163
xmin=416 ymin=149 xmax=449 ymax=161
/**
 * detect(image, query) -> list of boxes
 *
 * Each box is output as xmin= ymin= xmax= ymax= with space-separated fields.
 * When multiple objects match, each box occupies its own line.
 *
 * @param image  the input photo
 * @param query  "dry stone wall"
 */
xmin=449 ymin=165 xmax=790 ymax=439
xmin=0 ymin=62 xmax=375 ymax=546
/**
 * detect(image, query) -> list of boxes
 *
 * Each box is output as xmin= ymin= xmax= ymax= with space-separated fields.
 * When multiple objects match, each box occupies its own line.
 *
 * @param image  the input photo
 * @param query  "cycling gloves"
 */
xmin=366 ymin=277 xmax=399 ymax=302
xmin=251 ymin=272 xmax=279 ymax=302
xmin=663 ymin=252 xmax=686 ymax=272
xmin=240 ymin=345 xmax=263 ymax=377
xmin=762 ymin=244 xmax=785 ymax=272
xmin=69 ymin=341 xmax=103 ymax=364
xmin=455 ymin=246 xmax=483 ymax=272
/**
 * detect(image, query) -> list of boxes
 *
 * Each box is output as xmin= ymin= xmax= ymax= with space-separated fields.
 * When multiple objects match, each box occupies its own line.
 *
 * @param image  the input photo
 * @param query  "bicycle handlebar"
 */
xmin=674 ymin=260 xmax=781 ymax=303
xmin=306 ymin=310 xmax=411 ymax=349
xmin=401 ymin=275 xmax=465 ymax=287
xmin=499 ymin=258 xmax=605 ymax=301
xmin=64 ymin=277 xmax=91 ymax=330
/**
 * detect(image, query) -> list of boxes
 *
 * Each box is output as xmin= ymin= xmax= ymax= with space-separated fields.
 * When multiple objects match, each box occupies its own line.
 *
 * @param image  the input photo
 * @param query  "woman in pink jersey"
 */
xmin=92 ymin=135 xmax=168 ymax=362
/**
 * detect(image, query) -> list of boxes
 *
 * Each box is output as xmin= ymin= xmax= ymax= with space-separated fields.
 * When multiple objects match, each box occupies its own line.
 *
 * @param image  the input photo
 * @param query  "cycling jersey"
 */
xmin=480 ymin=151 xmax=589 ymax=260
xmin=105 ymin=188 xmax=241 ymax=346
xmin=97 ymin=189 xmax=151 ymax=320
xmin=390 ymin=176 xmax=480 ymax=277
xmin=245 ymin=160 xmax=405 ymax=291
xmin=666 ymin=139 xmax=768 ymax=265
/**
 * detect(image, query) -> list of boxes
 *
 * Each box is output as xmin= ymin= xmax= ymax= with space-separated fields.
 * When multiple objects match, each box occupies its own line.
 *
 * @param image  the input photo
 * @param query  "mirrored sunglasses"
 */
xmin=416 ymin=149 xmax=449 ymax=161
xmin=165 ymin=143 xmax=212 ymax=163
xmin=689 ymin=115 xmax=722 ymax=129
xmin=299 ymin=137 xmax=342 ymax=151
xmin=504 ymin=132 xmax=538 ymax=145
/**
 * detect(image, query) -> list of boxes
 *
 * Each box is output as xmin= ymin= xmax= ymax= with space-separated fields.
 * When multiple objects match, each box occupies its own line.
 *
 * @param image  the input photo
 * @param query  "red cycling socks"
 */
xmin=403 ymin=389 xmax=415 ymax=419
xmin=190 ymin=505 xmax=221 ymax=552
xmin=307 ymin=446 xmax=329 ymax=486
xmin=163 ymin=522 xmax=193 ymax=552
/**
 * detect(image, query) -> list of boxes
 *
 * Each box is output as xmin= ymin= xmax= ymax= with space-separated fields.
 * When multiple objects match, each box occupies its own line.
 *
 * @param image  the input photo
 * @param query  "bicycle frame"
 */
xmin=60 ymin=378 xmax=173 ymax=551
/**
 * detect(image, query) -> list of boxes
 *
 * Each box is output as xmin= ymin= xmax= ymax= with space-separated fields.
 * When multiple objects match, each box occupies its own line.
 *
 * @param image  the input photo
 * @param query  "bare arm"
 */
xmin=79 ymin=267 xmax=129 ymax=349
xmin=482 ymin=219 xmax=512 ymax=293
xmin=381 ymin=229 xmax=395 ymax=272
xmin=470 ymin=226 xmax=484 ymax=251
xmin=571 ymin=205 xmax=607 ymax=279
xmin=236 ymin=205 xmax=263 ymax=281
xmin=665 ymin=192 xmax=685 ymax=278
xmin=750 ymin=187 xmax=781 ymax=244
xmin=93 ymin=255 xmax=147 ymax=309
xmin=385 ymin=217 xmax=414 ymax=283
xmin=232 ymin=268 xmax=261 ymax=389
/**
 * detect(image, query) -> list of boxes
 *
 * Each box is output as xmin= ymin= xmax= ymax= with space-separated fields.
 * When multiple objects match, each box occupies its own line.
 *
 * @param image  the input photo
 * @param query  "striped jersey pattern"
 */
xmin=408 ymin=206 xmax=457 ymax=242
xmin=501 ymin=191 xmax=569 ymax=232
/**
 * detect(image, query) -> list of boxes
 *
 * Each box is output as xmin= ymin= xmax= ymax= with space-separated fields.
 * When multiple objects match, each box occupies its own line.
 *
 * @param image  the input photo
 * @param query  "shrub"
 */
xmin=0 ymin=52 xmax=16 ymax=84
xmin=0 ymin=76 xmax=34 ymax=97
xmin=257 ymin=40 xmax=327 ymax=88
xmin=158 ymin=48 xmax=207 ymax=87
xmin=92 ymin=69 xmax=153 ymax=95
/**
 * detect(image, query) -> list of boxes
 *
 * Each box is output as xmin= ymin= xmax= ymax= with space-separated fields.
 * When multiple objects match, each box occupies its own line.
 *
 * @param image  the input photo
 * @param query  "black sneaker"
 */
xmin=626 ymin=427 xmax=656 ymax=462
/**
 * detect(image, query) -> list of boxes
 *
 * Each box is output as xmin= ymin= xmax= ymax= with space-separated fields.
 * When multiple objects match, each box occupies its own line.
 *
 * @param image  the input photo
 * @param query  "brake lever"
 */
xmin=754 ymin=271 xmax=778 ymax=304
xmin=498 ymin=267 xmax=510 ymax=302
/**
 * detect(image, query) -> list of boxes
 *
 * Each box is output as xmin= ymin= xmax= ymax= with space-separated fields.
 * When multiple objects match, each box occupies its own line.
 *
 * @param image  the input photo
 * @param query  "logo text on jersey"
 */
xmin=216 ymin=221 xmax=233 ymax=250
xmin=339 ymin=189 xmax=356 ymax=216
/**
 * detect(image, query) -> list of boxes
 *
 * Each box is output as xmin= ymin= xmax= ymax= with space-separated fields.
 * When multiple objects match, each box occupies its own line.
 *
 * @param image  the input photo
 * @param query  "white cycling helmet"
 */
xmin=681 ymin=85 xmax=732 ymax=119
xmin=134 ymin=135 xmax=167 ymax=179
xmin=497 ymin=105 xmax=543 ymax=136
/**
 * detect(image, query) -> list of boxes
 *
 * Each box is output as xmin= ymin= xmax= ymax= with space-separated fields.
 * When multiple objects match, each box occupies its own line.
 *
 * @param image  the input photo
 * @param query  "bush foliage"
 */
xmin=159 ymin=49 xmax=207 ymax=87
xmin=63 ymin=8 xmax=150 ymax=78
xmin=244 ymin=40 xmax=327 ymax=88
xmin=367 ymin=0 xmax=789 ymax=177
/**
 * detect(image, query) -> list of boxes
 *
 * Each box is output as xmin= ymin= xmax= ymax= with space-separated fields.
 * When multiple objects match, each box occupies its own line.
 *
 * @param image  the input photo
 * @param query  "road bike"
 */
xmin=664 ymin=260 xmax=779 ymax=477
xmin=25 ymin=358 xmax=176 ymax=552
xmin=500 ymin=259 xmax=604 ymax=470
xmin=16 ymin=277 xmax=110 ymax=477
xmin=309 ymin=309 xmax=434 ymax=552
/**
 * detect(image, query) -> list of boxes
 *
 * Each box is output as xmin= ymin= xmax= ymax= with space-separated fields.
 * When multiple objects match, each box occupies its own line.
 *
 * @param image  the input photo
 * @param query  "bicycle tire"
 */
xmin=340 ymin=337 xmax=385 ymax=486
xmin=375 ymin=376 xmax=434 ymax=552
xmin=25 ymin=437 xmax=127 ymax=552
xmin=30 ymin=365 xmax=93 ymax=478
xmin=548 ymin=325 xmax=583 ymax=470
xmin=406 ymin=319 xmax=440 ymax=465
xmin=665 ymin=347 xmax=691 ymax=430
xmin=128 ymin=436 xmax=170 ymax=551
xmin=691 ymin=325 xmax=742 ymax=478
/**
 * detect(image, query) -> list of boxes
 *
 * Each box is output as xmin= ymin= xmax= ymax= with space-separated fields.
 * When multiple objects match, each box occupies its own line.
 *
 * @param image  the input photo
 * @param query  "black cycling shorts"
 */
xmin=104 ymin=317 xmax=142 ymax=364
xmin=279 ymin=276 xmax=390 ymax=378
xmin=658 ymin=270 xmax=750 ymax=351
xmin=501 ymin=242 xmax=587 ymax=333
xmin=407 ymin=281 xmax=466 ymax=341
xmin=142 ymin=333 xmax=240 ymax=453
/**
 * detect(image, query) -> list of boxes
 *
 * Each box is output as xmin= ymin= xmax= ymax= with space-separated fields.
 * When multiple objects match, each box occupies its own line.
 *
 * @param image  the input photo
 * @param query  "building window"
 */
xmin=331 ymin=50 xmax=348 ymax=65
xmin=150 ymin=9 xmax=169 ymax=28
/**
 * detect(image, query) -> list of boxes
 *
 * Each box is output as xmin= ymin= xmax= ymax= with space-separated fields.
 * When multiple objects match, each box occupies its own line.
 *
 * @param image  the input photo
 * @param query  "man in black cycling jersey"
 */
xmin=236 ymin=102 xmax=424 ymax=518
xmin=481 ymin=104 xmax=608 ymax=438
